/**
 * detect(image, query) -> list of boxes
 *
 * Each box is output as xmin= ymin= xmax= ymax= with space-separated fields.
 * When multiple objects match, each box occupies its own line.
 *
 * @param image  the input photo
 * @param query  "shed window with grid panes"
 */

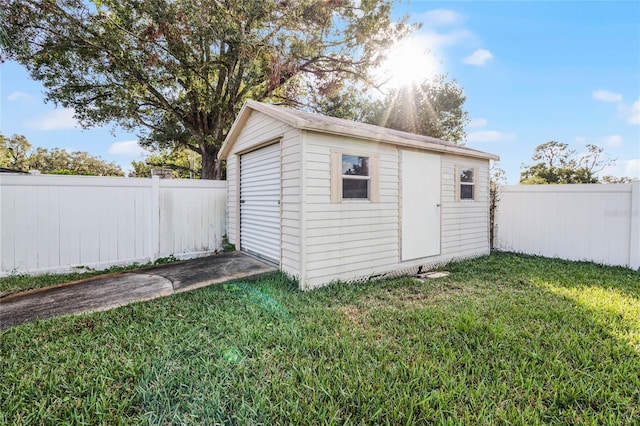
xmin=342 ymin=154 xmax=370 ymax=199
xmin=459 ymin=167 xmax=475 ymax=200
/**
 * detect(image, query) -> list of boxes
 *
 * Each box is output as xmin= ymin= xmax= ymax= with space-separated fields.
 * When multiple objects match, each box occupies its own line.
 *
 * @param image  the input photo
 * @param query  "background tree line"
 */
xmin=2 ymin=0 xmax=470 ymax=179
xmin=0 ymin=133 xmax=124 ymax=176
xmin=2 ymin=0 xmax=631 ymax=183
xmin=3 ymin=0 xmax=413 ymax=179
xmin=520 ymin=141 xmax=631 ymax=184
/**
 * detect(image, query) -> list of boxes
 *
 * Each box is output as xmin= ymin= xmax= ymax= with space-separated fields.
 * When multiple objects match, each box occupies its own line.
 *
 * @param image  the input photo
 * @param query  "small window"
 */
xmin=459 ymin=168 xmax=475 ymax=200
xmin=331 ymin=150 xmax=378 ymax=203
xmin=342 ymin=155 xmax=370 ymax=199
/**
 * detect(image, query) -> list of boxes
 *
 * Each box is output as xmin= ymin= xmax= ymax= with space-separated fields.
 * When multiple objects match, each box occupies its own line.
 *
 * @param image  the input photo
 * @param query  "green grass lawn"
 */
xmin=0 ymin=256 xmax=178 ymax=298
xmin=1 ymin=252 xmax=638 ymax=424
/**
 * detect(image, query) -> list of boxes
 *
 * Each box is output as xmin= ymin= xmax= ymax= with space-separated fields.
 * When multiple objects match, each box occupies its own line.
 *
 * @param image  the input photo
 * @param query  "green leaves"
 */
xmin=129 ymin=146 xmax=201 ymax=178
xmin=520 ymin=141 xmax=618 ymax=184
xmin=313 ymin=75 xmax=470 ymax=144
xmin=5 ymin=0 xmax=405 ymax=178
xmin=0 ymin=132 xmax=124 ymax=176
xmin=372 ymin=76 xmax=469 ymax=143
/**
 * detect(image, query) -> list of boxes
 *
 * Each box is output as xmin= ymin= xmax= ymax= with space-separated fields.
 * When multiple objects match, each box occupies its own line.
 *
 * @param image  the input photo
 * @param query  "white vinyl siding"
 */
xmin=240 ymin=143 xmax=281 ymax=264
xmin=280 ymin=135 xmax=302 ymax=275
xmin=300 ymin=137 xmax=491 ymax=289
xmin=222 ymin=107 xmax=492 ymax=290
xmin=225 ymin=111 xmax=301 ymax=276
xmin=440 ymin=156 xmax=490 ymax=257
xmin=301 ymin=132 xmax=400 ymax=289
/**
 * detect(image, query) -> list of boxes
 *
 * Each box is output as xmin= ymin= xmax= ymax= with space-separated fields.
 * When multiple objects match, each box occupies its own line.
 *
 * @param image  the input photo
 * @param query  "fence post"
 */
xmin=151 ymin=176 xmax=161 ymax=262
xmin=0 ymin=175 xmax=3 ymax=275
xmin=630 ymin=180 xmax=640 ymax=270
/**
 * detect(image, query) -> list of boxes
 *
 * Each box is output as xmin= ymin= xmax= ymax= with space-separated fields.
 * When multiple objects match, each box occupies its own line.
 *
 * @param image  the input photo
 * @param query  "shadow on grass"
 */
xmin=132 ymin=254 xmax=639 ymax=424
xmin=463 ymin=251 xmax=640 ymax=299
xmin=450 ymin=252 xmax=640 ymax=351
xmin=2 ymin=253 xmax=638 ymax=424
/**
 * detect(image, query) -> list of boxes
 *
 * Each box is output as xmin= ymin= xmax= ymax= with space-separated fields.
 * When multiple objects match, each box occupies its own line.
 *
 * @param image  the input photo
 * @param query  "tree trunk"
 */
xmin=213 ymin=159 xmax=223 ymax=180
xmin=201 ymin=148 xmax=219 ymax=180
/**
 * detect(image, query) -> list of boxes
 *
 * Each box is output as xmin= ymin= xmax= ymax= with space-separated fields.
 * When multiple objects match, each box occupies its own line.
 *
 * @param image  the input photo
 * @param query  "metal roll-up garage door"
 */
xmin=240 ymin=143 xmax=281 ymax=265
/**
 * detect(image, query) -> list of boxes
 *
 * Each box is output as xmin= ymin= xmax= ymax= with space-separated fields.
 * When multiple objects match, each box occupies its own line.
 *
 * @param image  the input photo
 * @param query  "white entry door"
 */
xmin=401 ymin=150 xmax=441 ymax=261
xmin=239 ymin=143 xmax=281 ymax=265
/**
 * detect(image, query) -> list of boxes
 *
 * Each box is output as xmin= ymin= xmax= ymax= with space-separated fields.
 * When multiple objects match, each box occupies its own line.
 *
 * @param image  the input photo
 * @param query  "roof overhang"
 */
xmin=218 ymin=100 xmax=500 ymax=162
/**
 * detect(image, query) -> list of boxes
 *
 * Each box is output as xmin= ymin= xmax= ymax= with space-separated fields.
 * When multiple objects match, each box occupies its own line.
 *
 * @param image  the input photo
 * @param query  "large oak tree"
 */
xmin=4 ymin=0 xmax=408 ymax=178
xmin=311 ymin=75 xmax=469 ymax=144
xmin=365 ymin=76 xmax=469 ymax=144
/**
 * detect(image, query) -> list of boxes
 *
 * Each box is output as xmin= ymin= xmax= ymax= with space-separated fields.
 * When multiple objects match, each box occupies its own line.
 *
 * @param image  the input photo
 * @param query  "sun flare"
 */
xmin=376 ymin=37 xmax=440 ymax=91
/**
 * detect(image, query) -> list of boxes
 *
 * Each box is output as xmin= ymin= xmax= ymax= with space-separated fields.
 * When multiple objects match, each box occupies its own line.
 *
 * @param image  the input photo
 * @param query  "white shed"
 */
xmin=218 ymin=100 xmax=499 ymax=290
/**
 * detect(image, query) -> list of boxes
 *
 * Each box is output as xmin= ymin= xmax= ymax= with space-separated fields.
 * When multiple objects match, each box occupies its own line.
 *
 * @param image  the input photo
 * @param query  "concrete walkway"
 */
xmin=0 ymin=252 xmax=276 ymax=329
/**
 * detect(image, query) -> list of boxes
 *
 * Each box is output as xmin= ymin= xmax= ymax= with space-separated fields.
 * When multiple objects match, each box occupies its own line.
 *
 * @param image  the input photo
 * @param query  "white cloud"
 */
xmin=468 ymin=118 xmax=488 ymax=128
xmin=467 ymin=130 xmax=516 ymax=143
xmin=108 ymin=140 xmax=147 ymax=156
xmin=618 ymin=98 xmax=640 ymax=125
xmin=420 ymin=29 xmax=475 ymax=48
xmin=592 ymin=90 xmax=623 ymax=103
xmin=604 ymin=135 xmax=623 ymax=147
xmin=7 ymin=91 xmax=34 ymax=102
xmin=593 ymin=92 xmax=638 ymax=126
xmin=400 ymin=10 xmax=477 ymax=70
xmin=630 ymin=100 xmax=640 ymax=124
xmin=420 ymin=9 xmax=464 ymax=26
xmin=25 ymin=108 xmax=80 ymax=130
xmin=463 ymin=49 xmax=494 ymax=66
xmin=600 ymin=159 xmax=640 ymax=180
xmin=575 ymin=136 xmax=587 ymax=144
xmin=624 ymin=159 xmax=640 ymax=179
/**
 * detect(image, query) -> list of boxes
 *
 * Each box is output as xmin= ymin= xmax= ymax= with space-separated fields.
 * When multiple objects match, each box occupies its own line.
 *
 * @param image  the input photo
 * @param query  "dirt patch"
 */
xmin=338 ymin=304 xmax=366 ymax=329
xmin=335 ymin=282 xmax=483 ymax=328
xmin=360 ymin=283 xmax=468 ymax=309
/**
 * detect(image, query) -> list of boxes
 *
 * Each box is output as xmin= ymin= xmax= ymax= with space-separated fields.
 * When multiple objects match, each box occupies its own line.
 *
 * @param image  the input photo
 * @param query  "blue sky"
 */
xmin=1 ymin=1 xmax=639 ymax=183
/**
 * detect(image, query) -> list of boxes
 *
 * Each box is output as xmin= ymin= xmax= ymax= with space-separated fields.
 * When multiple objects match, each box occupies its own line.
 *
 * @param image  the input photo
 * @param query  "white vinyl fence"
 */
xmin=495 ymin=182 xmax=640 ymax=269
xmin=0 ymin=174 xmax=226 ymax=276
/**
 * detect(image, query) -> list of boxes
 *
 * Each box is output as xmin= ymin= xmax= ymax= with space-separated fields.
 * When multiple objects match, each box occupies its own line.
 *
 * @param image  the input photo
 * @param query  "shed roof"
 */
xmin=218 ymin=100 xmax=499 ymax=161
